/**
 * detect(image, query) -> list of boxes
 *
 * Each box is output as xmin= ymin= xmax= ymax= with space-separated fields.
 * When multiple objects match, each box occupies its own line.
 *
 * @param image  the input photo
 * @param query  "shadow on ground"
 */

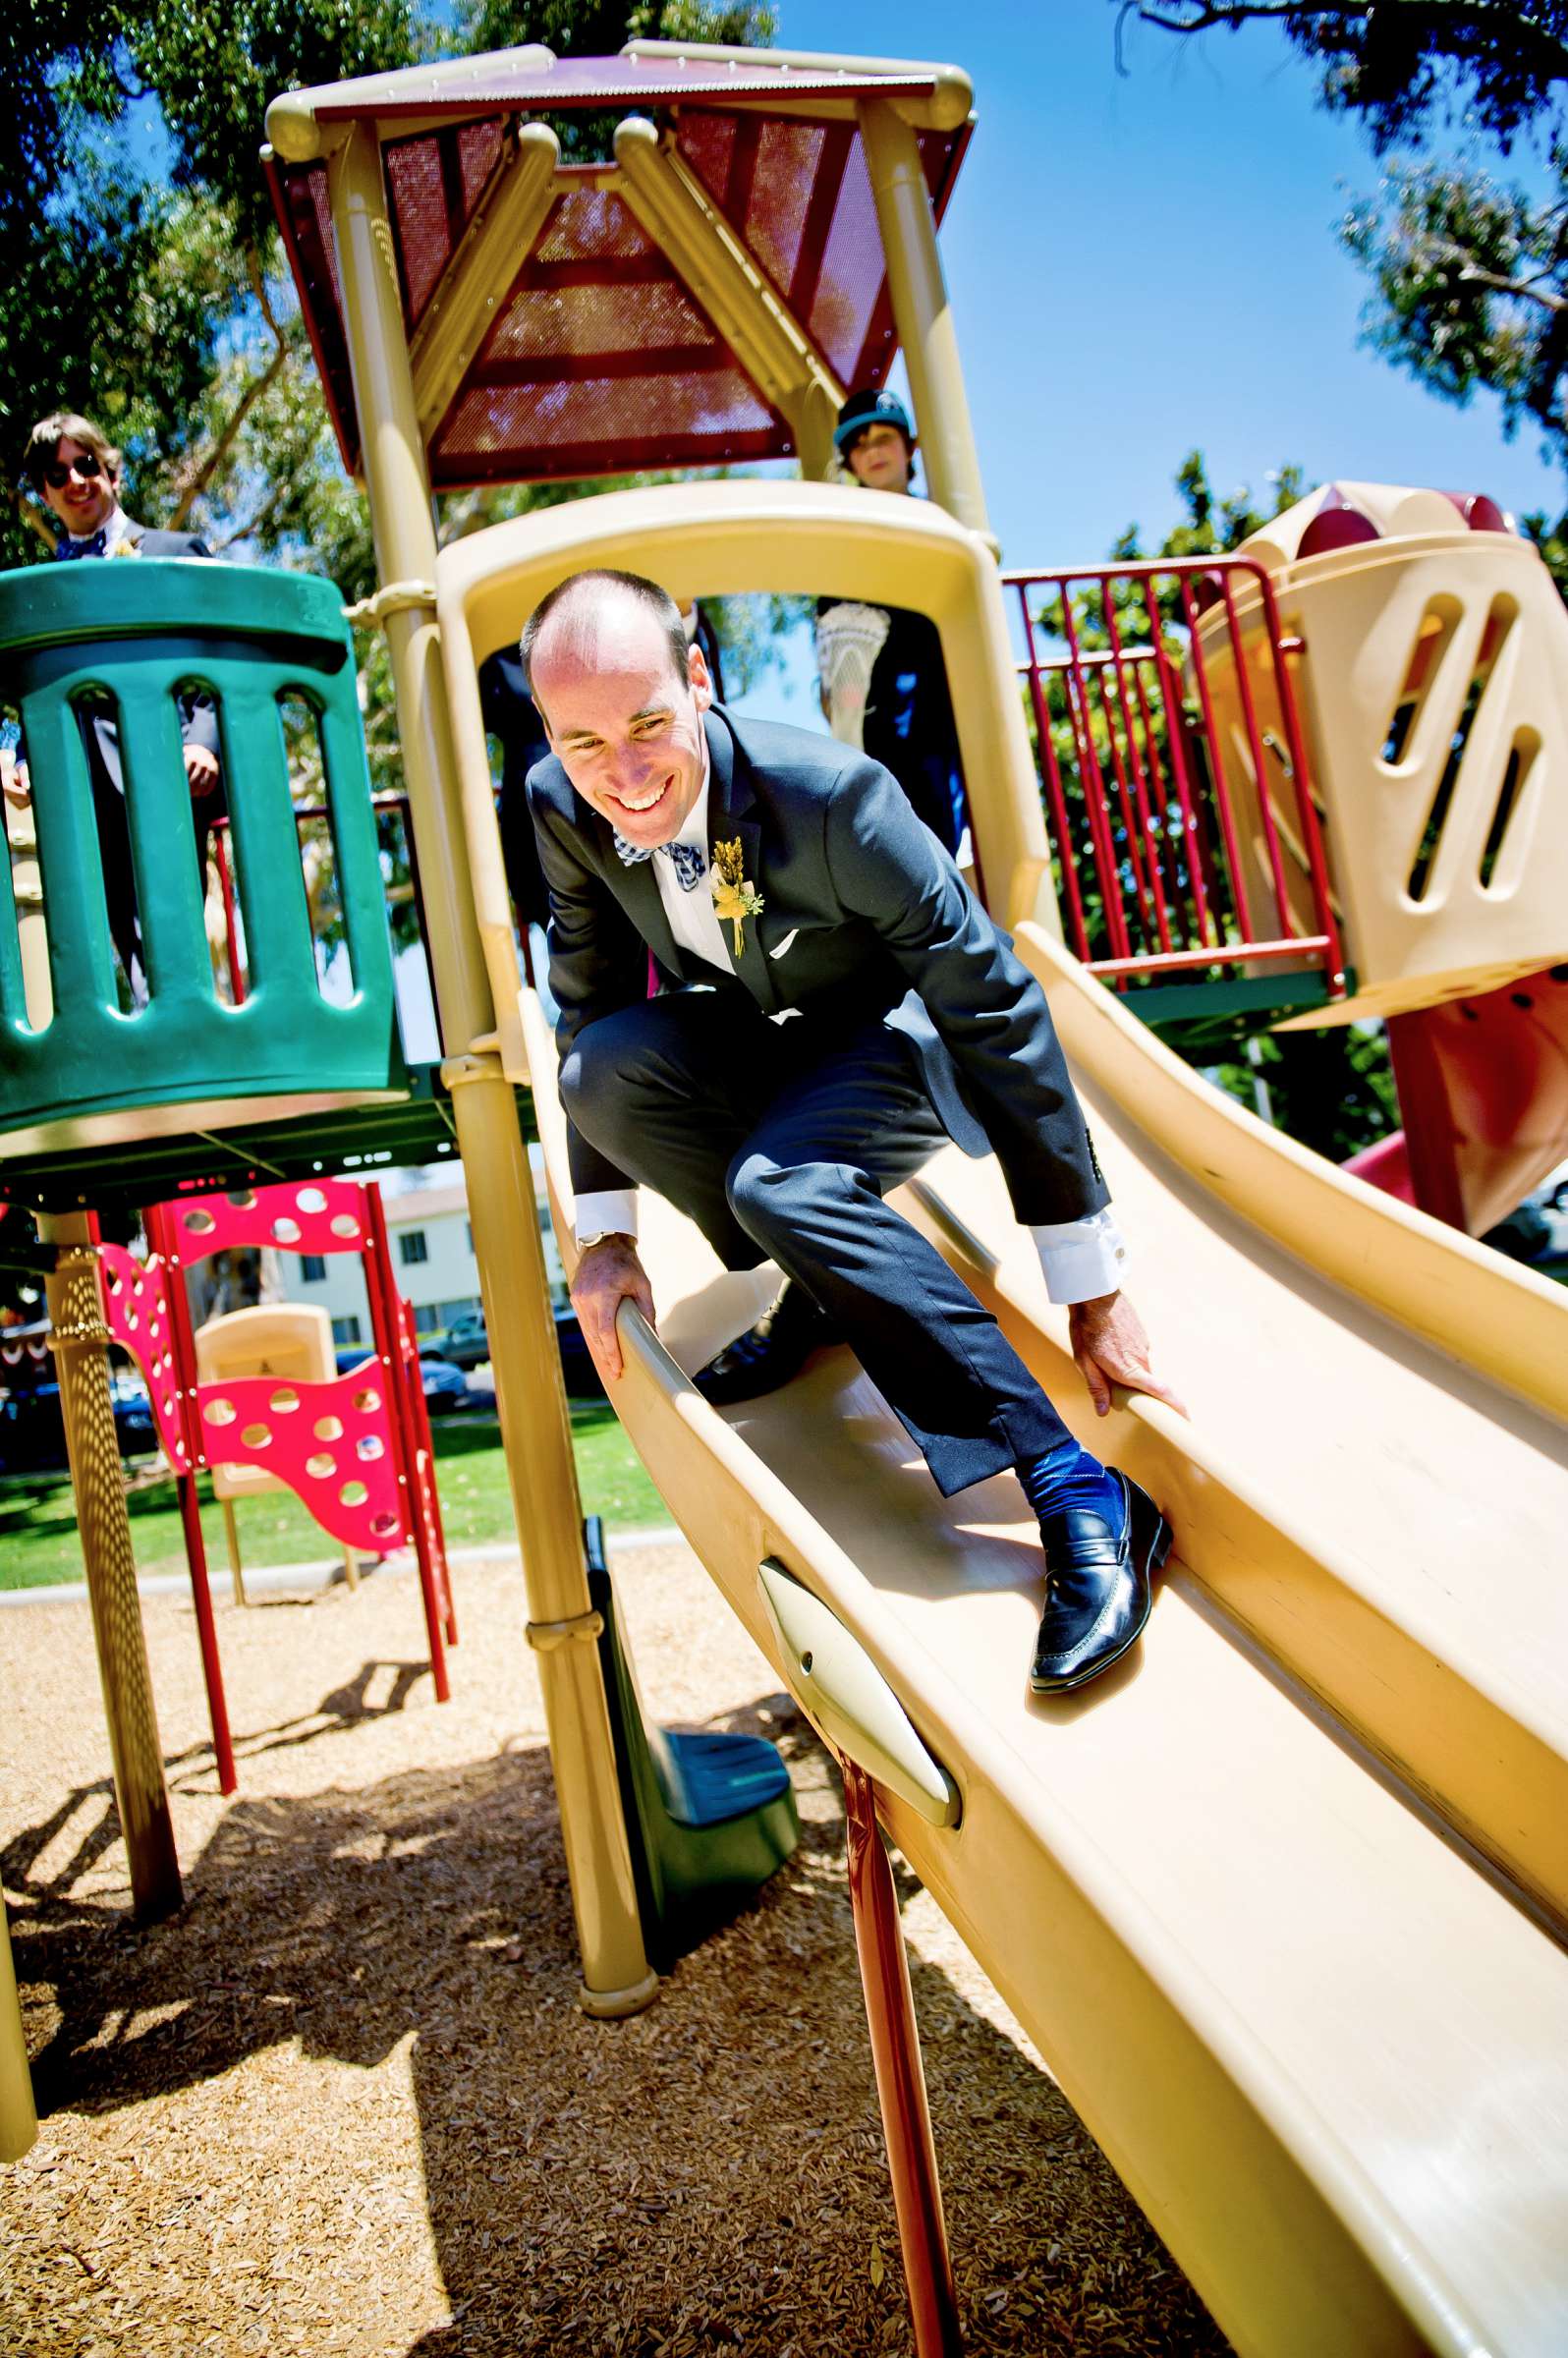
xmin=5 ymin=1679 xmax=1230 ymax=2358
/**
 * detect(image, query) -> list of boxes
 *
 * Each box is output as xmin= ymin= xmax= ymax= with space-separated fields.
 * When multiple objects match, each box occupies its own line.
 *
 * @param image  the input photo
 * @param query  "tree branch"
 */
xmin=209 ymin=475 xmax=295 ymax=552
xmin=1455 ymin=260 xmax=1568 ymax=312
xmin=247 ymin=241 xmax=287 ymax=355
xmin=1127 ymin=1 xmax=1568 ymax=81
xmin=167 ymin=343 xmax=290 ymax=529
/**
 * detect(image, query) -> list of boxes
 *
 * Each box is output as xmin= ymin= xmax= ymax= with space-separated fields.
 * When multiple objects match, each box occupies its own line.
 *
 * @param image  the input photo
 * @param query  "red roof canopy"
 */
xmin=265 ymin=49 xmax=972 ymax=487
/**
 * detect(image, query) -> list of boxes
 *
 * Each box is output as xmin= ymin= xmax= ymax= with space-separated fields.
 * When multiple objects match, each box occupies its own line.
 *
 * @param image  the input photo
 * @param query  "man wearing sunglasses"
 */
xmin=9 ymin=412 xmax=222 ymax=997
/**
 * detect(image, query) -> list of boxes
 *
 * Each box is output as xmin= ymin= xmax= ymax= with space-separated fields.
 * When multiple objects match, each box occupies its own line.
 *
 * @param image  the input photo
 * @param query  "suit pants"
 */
xmin=560 ymin=989 xmax=1075 ymax=1497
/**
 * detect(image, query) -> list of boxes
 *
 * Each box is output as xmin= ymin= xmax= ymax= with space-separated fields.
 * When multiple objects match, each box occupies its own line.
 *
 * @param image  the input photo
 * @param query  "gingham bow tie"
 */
xmin=612 ymin=833 xmax=707 ymax=891
xmin=54 ymin=529 xmax=109 ymax=561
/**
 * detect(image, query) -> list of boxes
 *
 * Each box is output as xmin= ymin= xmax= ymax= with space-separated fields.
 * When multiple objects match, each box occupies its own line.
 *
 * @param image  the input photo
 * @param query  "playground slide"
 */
xmin=523 ymin=947 xmax=1568 ymax=2358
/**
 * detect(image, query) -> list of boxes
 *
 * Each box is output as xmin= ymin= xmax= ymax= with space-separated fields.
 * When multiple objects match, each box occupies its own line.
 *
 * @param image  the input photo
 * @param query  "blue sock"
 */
xmin=1016 ymin=1439 xmax=1121 ymax=1526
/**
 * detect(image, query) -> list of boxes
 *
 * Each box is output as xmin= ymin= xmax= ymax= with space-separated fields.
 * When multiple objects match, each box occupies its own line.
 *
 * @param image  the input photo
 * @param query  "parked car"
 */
xmin=429 ymin=1306 xmax=604 ymax=1399
xmin=0 ymin=1373 xmax=157 ymax=1473
xmin=415 ymin=1358 xmax=490 ymax=1405
xmin=553 ymin=1306 xmax=604 ymax=1401
xmin=442 ymin=1311 xmax=490 ymax=1371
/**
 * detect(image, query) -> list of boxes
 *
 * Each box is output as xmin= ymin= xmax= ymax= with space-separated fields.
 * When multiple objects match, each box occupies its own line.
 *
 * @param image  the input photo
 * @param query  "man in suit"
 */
xmin=12 ymin=412 xmax=221 ymax=995
xmin=523 ymin=568 xmax=1183 ymax=1694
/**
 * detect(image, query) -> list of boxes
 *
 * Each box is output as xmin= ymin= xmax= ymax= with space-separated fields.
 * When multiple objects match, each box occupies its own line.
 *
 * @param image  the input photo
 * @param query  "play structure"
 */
xmin=3 ymin=34 xmax=1567 ymax=2354
xmin=100 ymin=1174 xmax=457 ymax=1794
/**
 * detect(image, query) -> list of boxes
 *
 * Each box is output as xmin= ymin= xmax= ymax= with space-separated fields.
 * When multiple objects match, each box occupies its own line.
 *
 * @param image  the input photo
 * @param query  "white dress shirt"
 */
xmin=572 ymin=737 xmax=1129 ymax=1304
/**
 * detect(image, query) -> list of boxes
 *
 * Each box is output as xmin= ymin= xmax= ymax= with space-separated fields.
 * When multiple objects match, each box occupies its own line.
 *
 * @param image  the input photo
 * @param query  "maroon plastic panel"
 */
xmin=267 ymin=67 xmax=972 ymax=486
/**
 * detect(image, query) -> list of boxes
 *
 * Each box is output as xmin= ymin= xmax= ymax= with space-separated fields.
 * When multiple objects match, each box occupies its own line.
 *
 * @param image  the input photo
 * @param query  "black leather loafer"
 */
xmin=1030 ymin=1471 xmax=1171 ymax=1694
xmin=693 ymin=1281 xmax=840 ymax=1406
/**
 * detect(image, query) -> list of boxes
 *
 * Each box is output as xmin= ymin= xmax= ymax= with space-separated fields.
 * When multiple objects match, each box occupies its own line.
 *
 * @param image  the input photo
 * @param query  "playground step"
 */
xmin=586 ymin=1519 xmax=799 ymax=1975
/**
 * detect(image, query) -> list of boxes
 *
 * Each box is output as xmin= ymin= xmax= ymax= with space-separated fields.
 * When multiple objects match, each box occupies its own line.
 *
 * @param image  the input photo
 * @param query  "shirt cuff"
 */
xmin=574 ymin=1189 xmax=638 ymax=1248
xmin=1031 ymin=1207 xmax=1128 ymax=1306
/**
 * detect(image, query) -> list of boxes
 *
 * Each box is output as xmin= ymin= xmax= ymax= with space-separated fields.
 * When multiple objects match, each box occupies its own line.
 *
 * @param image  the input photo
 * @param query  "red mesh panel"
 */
xmin=747 ymin=120 xmax=825 ymax=298
xmin=386 ymin=137 xmax=451 ymax=325
xmin=810 ymin=132 xmax=885 ymax=383
xmin=430 ymin=185 xmax=791 ymax=484
xmin=834 ymin=125 xmax=968 ymax=393
xmin=538 ymin=185 xmax=651 ymax=264
xmin=487 ymin=273 xmax=715 ymax=362
xmin=386 ymin=119 xmax=505 ymax=332
xmin=434 ymin=369 xmax=783 ymax=483
xmin=269 ymin=154 xmax=359 ymax=472
xmin=459 ymin=118 xmax=502 ymax=210
xmin=676 ymin=112 xmax=737 ymax=206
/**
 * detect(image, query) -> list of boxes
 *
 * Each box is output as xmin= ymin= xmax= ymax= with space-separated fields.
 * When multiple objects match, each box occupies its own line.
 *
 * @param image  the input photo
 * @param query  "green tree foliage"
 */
xmin=1 ymin=0 xmax=781 ymax=982
xmin=1120 ymin=4 xmax=1568 ymax=576
xmin=1119 ymin=3 xmax=1568 ymax=154
xmin=1 ymin=0 xmax=773 ymax=601
xmin=1340 ymin=160 xmax=1568 ymax=555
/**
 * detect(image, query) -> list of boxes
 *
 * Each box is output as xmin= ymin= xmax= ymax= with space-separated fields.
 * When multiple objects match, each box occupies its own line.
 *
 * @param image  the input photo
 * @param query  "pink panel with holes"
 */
xmin=99 ymin=1244 xmax=192 ymax=1472
xmin=196 ymin=1366 xmax=409 ymax=1553
xmin=165 ymin=1177 xmax=371 ymax=1265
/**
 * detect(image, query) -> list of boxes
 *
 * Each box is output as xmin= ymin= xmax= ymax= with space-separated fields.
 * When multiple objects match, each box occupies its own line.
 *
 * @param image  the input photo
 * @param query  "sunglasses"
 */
xmin=42 ymin=453 xmax=105 ymax=489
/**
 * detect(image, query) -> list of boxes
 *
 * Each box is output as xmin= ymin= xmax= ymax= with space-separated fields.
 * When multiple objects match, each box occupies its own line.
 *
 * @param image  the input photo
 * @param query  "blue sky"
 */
xmin=775 ymin=1 xmax=1564 ymax=564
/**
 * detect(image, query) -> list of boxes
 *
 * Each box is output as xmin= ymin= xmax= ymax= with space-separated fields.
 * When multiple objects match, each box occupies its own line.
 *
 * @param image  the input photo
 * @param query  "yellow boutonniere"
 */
xmin=710 ymin=837 xmax=764 ymax=957
xmin=108 ymin=539 xmax=140 ymax=558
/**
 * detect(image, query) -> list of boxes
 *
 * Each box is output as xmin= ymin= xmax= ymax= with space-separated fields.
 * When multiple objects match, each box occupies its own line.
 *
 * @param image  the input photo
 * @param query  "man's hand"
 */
xmin=1068 ymin=1290 xmax=1187 ymax=1421
xmin=571 ymin=1233 xmax=654 ymax=1385
xmin=0 ymin=749 xmax=29 ymax=810
xmin=184 ymin=745 xmax=221 ymax=793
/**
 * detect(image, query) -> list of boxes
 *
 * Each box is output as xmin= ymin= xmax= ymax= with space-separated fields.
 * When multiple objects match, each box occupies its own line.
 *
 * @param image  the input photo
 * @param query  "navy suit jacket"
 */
xmin=529 ymin=704 xmax=1107 ymax=1228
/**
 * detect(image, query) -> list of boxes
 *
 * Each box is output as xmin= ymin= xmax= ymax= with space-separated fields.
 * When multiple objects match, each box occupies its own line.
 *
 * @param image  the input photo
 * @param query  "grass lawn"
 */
xmin=0 ymin=1405 xmax=670 ymax=1594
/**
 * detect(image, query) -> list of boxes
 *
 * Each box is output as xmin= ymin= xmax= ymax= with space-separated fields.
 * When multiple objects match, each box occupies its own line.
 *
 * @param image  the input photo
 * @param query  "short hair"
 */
xmin=519 ymin=569 xmax=689 ymax=709
xmin=21 ymin=412 xmax=122 ymax=489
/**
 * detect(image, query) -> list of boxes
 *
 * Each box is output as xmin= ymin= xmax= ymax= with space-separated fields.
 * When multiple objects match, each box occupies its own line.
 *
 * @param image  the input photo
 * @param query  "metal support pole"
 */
xmin=841 ymin=1759 xmax=963 ymax=2358
xmin=0 ymin=1900 xmax=35 ymax=2162
xmin=144 ymin=1203 xmax=236 ymax=1792
xmin=175 ymin=1471 xmax=237 ymax=1795
xmin=858 ymin=100 xmax=991 ymax=544
xmin=41 ymin=1213 xmax=181 ymax=1923
xmin=220 ymin=1497 xmax=249 ymax=1606
xmin=327 ymin=122 xmax=655 ymax=2015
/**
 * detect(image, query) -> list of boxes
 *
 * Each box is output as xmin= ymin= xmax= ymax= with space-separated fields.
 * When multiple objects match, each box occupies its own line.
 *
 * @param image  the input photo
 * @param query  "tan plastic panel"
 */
xmin=1211 ymin=529 xmax=1568 ymax=1020
xmin=525 ymin=985 xmax=1568 ymax=2356
xmin=194 ymin=1303 xmax=339 ymax=1503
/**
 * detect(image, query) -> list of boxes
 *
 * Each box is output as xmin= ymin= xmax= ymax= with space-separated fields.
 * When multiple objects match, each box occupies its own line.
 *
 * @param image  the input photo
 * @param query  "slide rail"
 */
xmin=1005 ymin=557 xmax=1345 ymax=996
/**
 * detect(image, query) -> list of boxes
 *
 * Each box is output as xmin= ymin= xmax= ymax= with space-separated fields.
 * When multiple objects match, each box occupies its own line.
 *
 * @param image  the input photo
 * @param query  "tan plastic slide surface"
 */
xmin=524 ymin=956 xmax=1568 ymax=2357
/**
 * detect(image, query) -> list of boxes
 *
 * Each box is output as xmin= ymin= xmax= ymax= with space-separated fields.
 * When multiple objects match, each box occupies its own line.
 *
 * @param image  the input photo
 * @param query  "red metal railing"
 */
xmin=1005 ymin=560 xmax=1345 ymax=996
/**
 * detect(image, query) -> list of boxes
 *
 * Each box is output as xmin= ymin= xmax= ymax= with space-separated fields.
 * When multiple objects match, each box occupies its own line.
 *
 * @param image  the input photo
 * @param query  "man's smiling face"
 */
xmin=532 ymin=590 xmax=711 ymax=850
xmin=40 ymin=434 xmax=119 ymax=538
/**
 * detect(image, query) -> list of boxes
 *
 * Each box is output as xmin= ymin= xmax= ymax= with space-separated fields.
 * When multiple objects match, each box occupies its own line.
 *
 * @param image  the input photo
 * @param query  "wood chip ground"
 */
xmin=1 ymin=1542 xmax=1232 ymax=2355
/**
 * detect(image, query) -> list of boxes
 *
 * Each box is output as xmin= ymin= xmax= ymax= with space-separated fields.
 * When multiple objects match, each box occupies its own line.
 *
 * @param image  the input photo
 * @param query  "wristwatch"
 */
xmin=577 ymin=1229 xmax=632 ymax=1254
